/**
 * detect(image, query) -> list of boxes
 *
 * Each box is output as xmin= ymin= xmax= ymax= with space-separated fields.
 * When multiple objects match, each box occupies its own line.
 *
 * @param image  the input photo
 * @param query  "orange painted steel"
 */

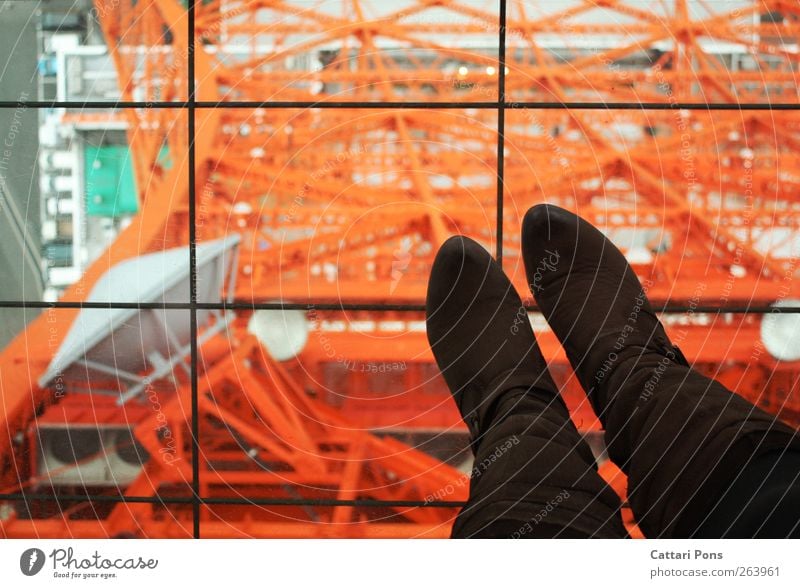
xmin=2 ymin=0 xmax=800 ymax=537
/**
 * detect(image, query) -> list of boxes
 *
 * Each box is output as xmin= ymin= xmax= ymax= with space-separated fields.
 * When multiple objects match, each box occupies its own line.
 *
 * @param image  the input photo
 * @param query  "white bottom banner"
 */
xmin=1 ymin=539 xmax=796 ymax=586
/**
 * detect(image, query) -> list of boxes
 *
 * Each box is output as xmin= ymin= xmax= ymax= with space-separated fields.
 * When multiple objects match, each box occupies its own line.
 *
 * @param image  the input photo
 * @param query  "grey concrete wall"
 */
xmin=0 ymin=1 xmax=43 ymax=347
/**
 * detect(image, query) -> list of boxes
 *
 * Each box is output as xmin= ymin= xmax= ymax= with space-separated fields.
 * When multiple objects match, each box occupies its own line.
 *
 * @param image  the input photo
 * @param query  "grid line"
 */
xmin=2 ymin=100 xmax=800 ymax=110
xmin=495 ymin=0 xmax=507 ymax=263
xmin=187 ymin=0 xmax=201 ymax=540
xmin=2 ymin=300 xmax=799 ymax=314
xmin=0 ymin=492 xmax=468 ymax=509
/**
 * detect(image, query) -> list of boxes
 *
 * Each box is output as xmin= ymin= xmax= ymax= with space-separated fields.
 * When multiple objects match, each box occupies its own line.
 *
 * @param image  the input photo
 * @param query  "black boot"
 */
xmin=426 ymin=235 xmax=561 ymax=452
xmin=521 ymin=203 xmax=687 ymax=423
xmin=427 ymin=235 xmax=627 ymax=538
xmin=522 ymin=204 xmax=800 ymax=537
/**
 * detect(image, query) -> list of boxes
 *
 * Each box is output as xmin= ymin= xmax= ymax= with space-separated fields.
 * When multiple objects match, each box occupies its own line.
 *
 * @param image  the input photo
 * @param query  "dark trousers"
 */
xmin=451 ymin=360 xmax=800 ymax=538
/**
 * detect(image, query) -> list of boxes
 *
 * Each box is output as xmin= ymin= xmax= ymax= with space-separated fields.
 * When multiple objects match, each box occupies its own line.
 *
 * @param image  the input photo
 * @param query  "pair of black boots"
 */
xmin=426 ymin=205 xmax=800 ymax=538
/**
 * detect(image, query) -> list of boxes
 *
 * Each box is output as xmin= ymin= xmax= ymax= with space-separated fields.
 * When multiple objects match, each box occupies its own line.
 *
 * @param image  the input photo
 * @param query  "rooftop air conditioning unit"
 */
xmin=35 ymin=425 xmax=149 ymax=487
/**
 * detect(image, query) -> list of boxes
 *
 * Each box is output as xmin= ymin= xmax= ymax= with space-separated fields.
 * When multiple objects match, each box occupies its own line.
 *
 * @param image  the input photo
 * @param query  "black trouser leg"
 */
xmin=451 ymin=387 xmax=627 ymax=538
xmin=601 ymin=357 xmax=800 ymax=538
xmin=693 ymin=449 xmax=800 ymax=538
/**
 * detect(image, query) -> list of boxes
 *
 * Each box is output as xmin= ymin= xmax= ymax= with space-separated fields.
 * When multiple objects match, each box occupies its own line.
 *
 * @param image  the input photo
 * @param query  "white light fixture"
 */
xmin=247 ymin=308 xmax=309 ymax=361
xmin=457 ymin=66 xmax=468 ymax=76
xmin=485 ymin=66 xmax=496 ymax=75
xmin=760 ymin=299 xmax=800 ymax=361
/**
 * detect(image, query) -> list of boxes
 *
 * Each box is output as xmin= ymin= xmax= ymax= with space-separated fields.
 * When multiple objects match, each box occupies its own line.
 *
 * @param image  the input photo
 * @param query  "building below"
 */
xmin=0 ymin=0 xmax=42 ymax=347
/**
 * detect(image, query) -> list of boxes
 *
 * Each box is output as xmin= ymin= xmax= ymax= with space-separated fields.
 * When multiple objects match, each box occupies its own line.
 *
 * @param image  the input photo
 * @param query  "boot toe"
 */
xmin=427 ymin=235 xmax=494 ymax=312
xmin=522 ymin=203 xmax=578 ymax=246
xmin=425 ymin=234 xmax=558 ymax=451
xmin=432 ymin=235 xmax=492 ymax=277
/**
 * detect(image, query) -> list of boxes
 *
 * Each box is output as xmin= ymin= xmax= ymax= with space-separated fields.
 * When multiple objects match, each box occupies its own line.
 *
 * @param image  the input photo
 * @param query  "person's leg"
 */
xmin=522 ymin=204 xmax=800 ymax=538
xmin=426 ymin=236 xmax=626 ymax=538
xmin=693 ymin=449 xmax=800 ymax=538
xmin=450 ymin=388 xmax=627 ymax=538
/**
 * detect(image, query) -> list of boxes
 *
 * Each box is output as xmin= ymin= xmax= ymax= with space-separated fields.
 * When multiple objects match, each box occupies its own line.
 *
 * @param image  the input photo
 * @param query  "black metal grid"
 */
xmin=1 ymin=0 xmax=800 ymax=538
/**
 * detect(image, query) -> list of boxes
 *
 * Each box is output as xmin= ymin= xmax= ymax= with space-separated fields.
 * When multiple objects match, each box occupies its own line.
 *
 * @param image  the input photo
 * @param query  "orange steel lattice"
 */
xmin=1 ymin=0 xmax=799 ymax=538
